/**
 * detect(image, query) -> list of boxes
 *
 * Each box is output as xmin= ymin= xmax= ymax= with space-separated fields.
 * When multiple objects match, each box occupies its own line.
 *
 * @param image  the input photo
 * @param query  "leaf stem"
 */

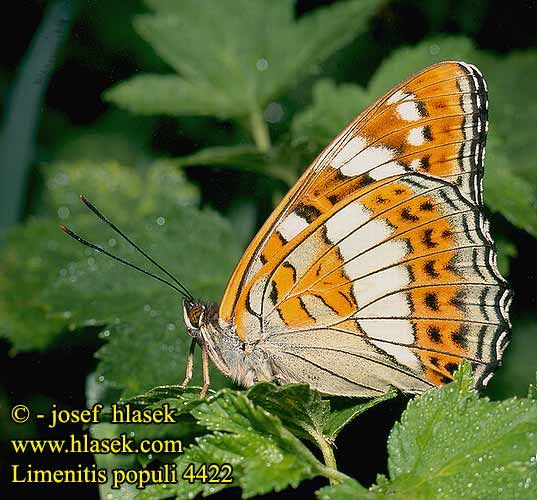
xmin=319 ymin=463 xmax=351 ymax=485
xmin=314 ymin=431 xmax=340 ymax=485
xmin=249 ymin=108 xmax=271 ymax=152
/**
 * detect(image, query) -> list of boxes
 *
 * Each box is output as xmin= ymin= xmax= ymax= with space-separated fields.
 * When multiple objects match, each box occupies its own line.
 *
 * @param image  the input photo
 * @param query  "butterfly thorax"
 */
xmin=182 ymin=299 xmax=279 ymax=386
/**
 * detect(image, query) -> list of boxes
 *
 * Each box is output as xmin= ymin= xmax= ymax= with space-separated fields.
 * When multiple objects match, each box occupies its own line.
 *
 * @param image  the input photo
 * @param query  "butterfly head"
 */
xmin=182 ymin=299 xmax=210 ymax=337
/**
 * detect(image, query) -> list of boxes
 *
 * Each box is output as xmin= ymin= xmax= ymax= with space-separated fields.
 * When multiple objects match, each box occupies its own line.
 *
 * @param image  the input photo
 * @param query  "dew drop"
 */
xmin=429 ymin=44 xmax=440 ymax=55
xmin=156 ymin=216 xmax=166 ymax=226
xmin=264 ymin=102 xmax=284 ymax=123
xmin=54 ymin=172 xmax=69 ymax=186
xmin=58 ymin=206 xmax=70 ymax=219
xmin=30 ymin=256 xmax=43 ymax=267
xmin=256 ymin=58 xmax=268 ymax=71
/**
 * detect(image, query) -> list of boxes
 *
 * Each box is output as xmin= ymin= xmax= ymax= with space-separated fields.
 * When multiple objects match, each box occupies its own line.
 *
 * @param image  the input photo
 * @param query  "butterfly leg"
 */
xmin=180 ymin=339 xmax=196 ymax=388
xmin=200 ymin=345 xmax=211 ymax=398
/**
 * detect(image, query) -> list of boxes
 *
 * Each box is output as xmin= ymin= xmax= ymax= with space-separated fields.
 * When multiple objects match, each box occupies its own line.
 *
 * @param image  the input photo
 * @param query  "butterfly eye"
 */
xmin=183 ymin=300 xmax=204 ymax=330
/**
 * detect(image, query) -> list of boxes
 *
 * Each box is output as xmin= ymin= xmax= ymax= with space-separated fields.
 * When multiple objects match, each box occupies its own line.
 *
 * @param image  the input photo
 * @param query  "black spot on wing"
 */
xmin=425 ymin=292 xmax=440 ymax=311
xmin=423 ymin=125 xmax=433 ymax=142
xmin=401 ymin=208 xmax=419 ymax=222
xmin=451 ymin=323 xmax=469 ymax=349
xmin=406 ymin=263 xmax=416 ymax=282
xmin=416 ymin=100 xmax=428 ymax=117
xmin=462 ymin=215 xmax=476 ymax=244
xmin=282 ymin=261 xmax=297 ymax=283
xmin=419 ymin=200 xmax=434 ymax=211
xmin=449 ymin=289 xmax=467 ymax=312
xmin=438 ymin=188 xmax=459 ymax=211
xmin=295 ymin=203 xmax=321 ymax=223
xmin=327 ymin=194 xmax=339 ymax=205
xmin=269 ymin=280 xmax=279 ymax=305
xmin=427 ymin=325 xmax=441 ymax=343
xmin=422 ymin=228 xmax=438 ymax=248
xmin=445 ymin=362 xmax=459 ymax=375
xmin=420 ymin=155 xmax=431 ymax=171
xmin=376 ymin=195 xmax=389 ymax=205
xmin=424 ymin=260 xmax=440 ymax=278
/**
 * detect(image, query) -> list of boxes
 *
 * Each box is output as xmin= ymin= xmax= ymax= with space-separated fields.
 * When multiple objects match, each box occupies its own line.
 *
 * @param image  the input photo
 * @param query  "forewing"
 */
xmin=220 ymin=61 xmax=510 ymax=395
xmin=220 ymin=61 xmax=488 ymax=322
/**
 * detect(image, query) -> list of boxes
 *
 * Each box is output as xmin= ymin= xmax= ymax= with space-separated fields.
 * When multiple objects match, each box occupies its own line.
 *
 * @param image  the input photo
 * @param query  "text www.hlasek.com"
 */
xmin=10 ymin=402 xmax=234 ymax=489
xmin=12 ymin=433 xmax=183 ymax=454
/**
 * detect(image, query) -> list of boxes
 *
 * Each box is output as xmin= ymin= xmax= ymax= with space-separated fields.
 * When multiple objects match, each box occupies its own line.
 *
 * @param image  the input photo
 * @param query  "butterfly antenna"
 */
xmin=62 ymin=195 xmax=195 ymax=300
xmin=60 ymin=225 xmax=192 ymax=299
xmin=79 ymin=195 xmax=194 ymax=300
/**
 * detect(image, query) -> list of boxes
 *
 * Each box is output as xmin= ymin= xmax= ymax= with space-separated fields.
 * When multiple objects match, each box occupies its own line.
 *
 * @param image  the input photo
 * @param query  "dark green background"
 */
xmin=1 ymin=1 xmax=536 ymax=498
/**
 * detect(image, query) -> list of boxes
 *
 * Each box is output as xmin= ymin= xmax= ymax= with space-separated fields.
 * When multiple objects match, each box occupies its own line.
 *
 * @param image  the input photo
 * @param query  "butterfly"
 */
xmin=63 ymin=61 xmax=511 ymax=398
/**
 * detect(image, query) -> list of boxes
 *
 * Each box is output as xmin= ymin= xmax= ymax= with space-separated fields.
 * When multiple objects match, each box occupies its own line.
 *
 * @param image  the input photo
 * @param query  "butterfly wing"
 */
xmin=220 ymin=62 xmax=511 ymax=396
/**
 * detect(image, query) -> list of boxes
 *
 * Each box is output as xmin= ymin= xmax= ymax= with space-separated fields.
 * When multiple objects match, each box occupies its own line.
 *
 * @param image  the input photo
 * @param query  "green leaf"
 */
xmin=494 ymin=233 xmax=517 ymax=278
xmin=173 ymin=145 xmax=265 ymax=170
xmin=485 ymin=316 xmax=537 ymax=400
xmin=137 ymin=389 xmax=343 ymax=499
xmin=528 ymin=377 xmax=537 ymax=401
xmin=91 ymin=422 xmax=139 ymax=500
xmin=247 ymin=383 xmax=331 ymax=445
xmin=316 ymin=479 xmax=374 ymax=500
xmin=0 ymin=161 xmax=241 ymax=396
xmin=367 ymin=37 xmax=478 ymax=99
xmin=45 ymin=111 xmax=154 ymax=167
xmin=324 ymin=388 xmax=398 ymax=441
xmin=106 ymin=0 xmax=385 ymax=120
xmin=482 ymin=151 xmax=537 ymax=238
xmin=174 ymin=143 xmax=302 ymax=185
xmin=292 ymin=79 xmax=370 ymax=149
xmin=106 ymin=387 xmax=207 ymax=456
xmin=370 ymin=362 xmax=537 ymax=499
xmin=247 ymin=383 xmax=397 ymax=447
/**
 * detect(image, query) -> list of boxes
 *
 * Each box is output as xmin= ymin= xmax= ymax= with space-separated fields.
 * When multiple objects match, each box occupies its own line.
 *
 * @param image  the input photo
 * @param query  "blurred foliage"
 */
xmin=1 ymin=0 xmax=536 ymax=499
xmin=0 ymin=161 xmax=240 ymax=394
xmin=105 ymin=0 xmax=385 ymax=121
